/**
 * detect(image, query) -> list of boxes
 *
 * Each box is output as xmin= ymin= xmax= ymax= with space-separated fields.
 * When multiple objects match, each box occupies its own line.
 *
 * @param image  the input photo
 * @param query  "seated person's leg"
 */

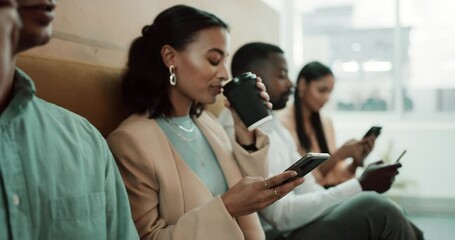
xmin=287 ymin=192 xmax=424 ymax=240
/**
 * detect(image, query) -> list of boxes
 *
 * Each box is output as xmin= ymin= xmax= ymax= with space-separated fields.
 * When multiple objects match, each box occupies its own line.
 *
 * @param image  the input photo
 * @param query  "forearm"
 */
xmin=141 ymin=197 xmax=242 ymax=240
xmin=317 ymin=150 xmax=344 ymax=176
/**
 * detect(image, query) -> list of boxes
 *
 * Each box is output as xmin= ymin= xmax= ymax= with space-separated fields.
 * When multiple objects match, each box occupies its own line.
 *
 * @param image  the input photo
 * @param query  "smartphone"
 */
xmin=395 ymin=150 xmax=407 ymax=163
xmin=363 ymin=126 xmax=382 ymax=139
xmin=281 ymin=153 xmax=330 ymax=185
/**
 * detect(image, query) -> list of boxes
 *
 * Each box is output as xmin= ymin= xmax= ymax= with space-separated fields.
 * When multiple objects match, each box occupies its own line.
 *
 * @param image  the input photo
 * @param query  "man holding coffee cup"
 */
xmin=218 ymin=42 xmax=423 ymax=240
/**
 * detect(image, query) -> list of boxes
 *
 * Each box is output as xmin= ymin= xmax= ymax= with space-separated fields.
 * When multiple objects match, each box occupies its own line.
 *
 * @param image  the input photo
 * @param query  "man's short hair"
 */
xmin=231 ymin=42 xmax=284 ymax=77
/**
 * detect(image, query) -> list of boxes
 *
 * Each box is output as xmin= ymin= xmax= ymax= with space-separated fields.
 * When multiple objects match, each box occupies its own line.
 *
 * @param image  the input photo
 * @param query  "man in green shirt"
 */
xmin=0 ymin=1 xmax=139 ymax=239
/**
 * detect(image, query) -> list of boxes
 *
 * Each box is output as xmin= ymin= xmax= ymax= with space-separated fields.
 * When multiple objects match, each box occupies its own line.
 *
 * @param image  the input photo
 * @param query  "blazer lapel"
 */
xmin=149 ymin=119 xmax=214 ymax=214
xmin=194 ymin=113 xmax=243 ymax=188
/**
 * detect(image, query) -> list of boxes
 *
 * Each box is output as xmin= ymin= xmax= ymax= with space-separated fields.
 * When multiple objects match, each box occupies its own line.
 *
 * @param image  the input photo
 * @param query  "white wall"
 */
xmin=269 ymin=0 xmax=455 ymax=201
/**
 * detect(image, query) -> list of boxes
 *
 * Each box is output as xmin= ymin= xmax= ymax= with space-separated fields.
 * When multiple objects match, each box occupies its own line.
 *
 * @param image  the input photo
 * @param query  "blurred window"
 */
xmin=296 ymin=0 xmax=455 ymax=115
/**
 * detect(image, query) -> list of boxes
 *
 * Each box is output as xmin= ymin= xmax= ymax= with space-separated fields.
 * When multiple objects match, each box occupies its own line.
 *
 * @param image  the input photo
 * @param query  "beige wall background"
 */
xmin=23 ymin=0 xmax=279 ymax=69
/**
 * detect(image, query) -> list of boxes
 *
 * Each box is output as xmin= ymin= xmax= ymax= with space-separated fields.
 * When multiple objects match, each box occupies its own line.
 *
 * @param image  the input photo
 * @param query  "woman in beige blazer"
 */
xmin=107 ymin=5 xmax=303 ymax=240
xmin=280 ymin=61 xmax=376 ymax=187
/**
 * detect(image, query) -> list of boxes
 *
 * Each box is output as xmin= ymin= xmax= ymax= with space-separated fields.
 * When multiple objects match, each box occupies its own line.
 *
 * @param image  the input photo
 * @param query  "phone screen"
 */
xmin=363 ymin=126 xmax=382 ymax=139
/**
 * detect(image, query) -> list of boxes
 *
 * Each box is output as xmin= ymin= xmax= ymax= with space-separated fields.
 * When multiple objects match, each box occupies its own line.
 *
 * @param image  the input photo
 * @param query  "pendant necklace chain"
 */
xmin=161 ymin=115 xmax=206 ymax=167
xmin=176 ymin=122 xmax=194 ymax=133
xmin=162 ymin=115 xmax=196 ymax=141
xmin=162 ymin=114 xmax=195 ymax=132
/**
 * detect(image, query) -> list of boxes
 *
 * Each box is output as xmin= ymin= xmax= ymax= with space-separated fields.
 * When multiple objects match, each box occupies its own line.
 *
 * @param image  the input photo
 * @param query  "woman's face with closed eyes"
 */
xmin=299 ymin=74 xmax=335 ymax=113
xmin=170 ymin=27 xmax=230 ymax=107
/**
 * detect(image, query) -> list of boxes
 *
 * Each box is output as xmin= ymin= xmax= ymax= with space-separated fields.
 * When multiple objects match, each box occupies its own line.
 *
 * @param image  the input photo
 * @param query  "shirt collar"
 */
xmin=0 ymin=68 xmax=36 ymax=124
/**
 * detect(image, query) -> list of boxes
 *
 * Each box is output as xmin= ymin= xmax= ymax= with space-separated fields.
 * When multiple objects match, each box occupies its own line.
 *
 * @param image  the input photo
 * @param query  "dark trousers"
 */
xmin=266 ymin=192 xmax=424 ymax=240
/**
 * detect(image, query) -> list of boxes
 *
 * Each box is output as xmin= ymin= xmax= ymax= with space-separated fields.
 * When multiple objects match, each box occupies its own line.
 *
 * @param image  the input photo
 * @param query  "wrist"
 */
xmin=358 ymin=177 xmax=371 ymax=191
xmin=240 ymin=143 xmax=258 ymax=152
xmin=235 ymin=126 xmax=255 ymax=145
xmin=220 ymin=194 xmax=235 ymax=217
xmin=358 ymin=179 xmax=365 ymax=191
xmin=332 ymin=150 xmax=347 ymax=163
xmin=348 ymin=162 xmax=358 ymax=173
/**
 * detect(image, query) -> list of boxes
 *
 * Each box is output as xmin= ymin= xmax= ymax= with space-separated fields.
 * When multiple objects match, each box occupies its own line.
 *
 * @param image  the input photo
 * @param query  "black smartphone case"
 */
xmin=281 ymin=153 xmax=330 ymax=184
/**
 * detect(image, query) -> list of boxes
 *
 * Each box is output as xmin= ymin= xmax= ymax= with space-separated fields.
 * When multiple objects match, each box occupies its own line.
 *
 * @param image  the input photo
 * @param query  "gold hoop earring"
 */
xmin=169 ymin=65 xmax=176 ymax=86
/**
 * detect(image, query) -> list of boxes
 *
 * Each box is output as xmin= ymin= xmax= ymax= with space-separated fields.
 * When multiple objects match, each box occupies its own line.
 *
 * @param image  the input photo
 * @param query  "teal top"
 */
xmin=157 ymin=116 xmax=228 ymax=197
xmin=0 ymin=69 xmax=138 ymax=239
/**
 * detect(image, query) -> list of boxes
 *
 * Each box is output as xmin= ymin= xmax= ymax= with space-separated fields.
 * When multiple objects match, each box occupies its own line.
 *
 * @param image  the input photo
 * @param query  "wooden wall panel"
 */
xmin=23 ymin=0 xmax=279 ymax=69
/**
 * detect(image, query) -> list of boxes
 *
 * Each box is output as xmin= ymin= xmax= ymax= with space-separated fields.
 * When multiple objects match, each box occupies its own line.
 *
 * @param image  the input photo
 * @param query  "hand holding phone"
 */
xmin=359 ymin=160 xmax=401 ymax=193
xmin=281 ymin=153 xmax=330 ymax=185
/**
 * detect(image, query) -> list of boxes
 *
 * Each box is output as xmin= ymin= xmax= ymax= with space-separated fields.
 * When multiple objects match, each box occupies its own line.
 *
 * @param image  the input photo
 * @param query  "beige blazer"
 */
xmin=107 ymin=111 xmax=269 ymax=240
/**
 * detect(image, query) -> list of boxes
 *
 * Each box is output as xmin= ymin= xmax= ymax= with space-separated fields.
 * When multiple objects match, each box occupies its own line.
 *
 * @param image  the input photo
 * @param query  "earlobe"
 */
xmin=161 ymin=45 xmax=177 ymax=67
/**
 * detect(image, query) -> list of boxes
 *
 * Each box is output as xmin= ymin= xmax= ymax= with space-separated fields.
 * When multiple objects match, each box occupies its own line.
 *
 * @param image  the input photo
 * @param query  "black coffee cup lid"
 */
xmin=223 ymin=72 xmax=257 ymax=94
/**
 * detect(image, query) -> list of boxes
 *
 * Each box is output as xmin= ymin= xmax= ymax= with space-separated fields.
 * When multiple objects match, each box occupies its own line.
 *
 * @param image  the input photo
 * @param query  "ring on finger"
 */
xmin=263 ymin=177 xmax=270 ymax=189
xmin=273 ymin=188 xmax=279 ymax=197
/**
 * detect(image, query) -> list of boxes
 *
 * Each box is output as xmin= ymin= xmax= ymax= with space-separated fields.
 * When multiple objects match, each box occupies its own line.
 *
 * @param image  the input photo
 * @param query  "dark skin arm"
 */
xmin=318 ymin=135 xmax=376 ymax=176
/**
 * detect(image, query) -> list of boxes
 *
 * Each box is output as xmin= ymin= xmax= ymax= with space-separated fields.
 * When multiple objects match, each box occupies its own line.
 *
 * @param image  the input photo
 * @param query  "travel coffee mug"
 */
xmin=223 ymin=72 xmax=272 ymax=130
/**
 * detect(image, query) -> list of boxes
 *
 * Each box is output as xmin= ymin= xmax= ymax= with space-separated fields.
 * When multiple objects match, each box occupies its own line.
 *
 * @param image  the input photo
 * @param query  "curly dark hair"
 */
xmin=122 ymin=5 xmax=229 ymax=118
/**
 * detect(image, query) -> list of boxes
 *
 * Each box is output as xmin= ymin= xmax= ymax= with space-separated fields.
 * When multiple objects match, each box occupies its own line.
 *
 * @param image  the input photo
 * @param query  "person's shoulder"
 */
xmin=31 ymin=97 xmax=109 ymax=158
xmin=319 ymin=112 xmax=333 ymax=127
xmin=110 ymin=113 xmax=153 ymax=136
xmin=197 ymin=110 xmax=230 ymax=137
xmin=277 ymin=105 xmax=296 ymax=130
xmin=198 ymin=110 xmax=222 ymax=128
xmin=33 ymin=97 xmax=98 ymax=133
xmin=107 ymin=113 xmax=162 ymax=148
xmin=215 ymin=107 xmax=233 ymax=126
xmin=278 ymin=105 xmax=294 ymax=119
